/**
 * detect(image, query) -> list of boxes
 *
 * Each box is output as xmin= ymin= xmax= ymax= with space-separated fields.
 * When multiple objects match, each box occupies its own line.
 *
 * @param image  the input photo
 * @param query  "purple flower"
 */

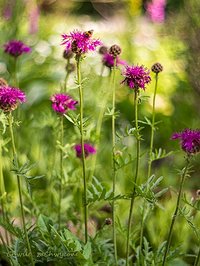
xmin=4 ymin=40 xmax=31 ymax=57
xmin=146 ymin=0 xmax=166 ymax=23
xmin=74 ymin=143 xmax=96 ymax=158
xmin=121 ymin=65 xmax=151 ymax=90
xmin=102 ymin=53 xmax=126 ymax=69
xmin=50 ymin=93 xmax=78 ymax=114
xmin=61 ymin=30 xmax=102 ymax=55
xmin=171 ymin=129 xmax=200 ymax=154
xmin=0 ymin=86 xmax=26 ymax=112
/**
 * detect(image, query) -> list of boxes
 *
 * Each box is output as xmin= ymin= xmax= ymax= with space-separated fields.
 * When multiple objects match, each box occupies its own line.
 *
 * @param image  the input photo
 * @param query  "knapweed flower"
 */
xmin=74 ymin=143 xmax=96 ymax=158
xmin=0 ymin=86 xmax=26 ymax=112
xmin=121 ymin=65 xmax=151 ymax=90
xmin=171 ymin=129 xmax=200 ymax=155
xmin=50 ymin=93 xmax=78 ymax=114
xmin=102 ymin=53 xmax=125 ymax=69
xmin=4 ymin=40 xmax=31 ymax=57
xmin=61 ymin=30 xmax=101 ymax=55
xmin=146 ymin=0 xmax=166 ymax=23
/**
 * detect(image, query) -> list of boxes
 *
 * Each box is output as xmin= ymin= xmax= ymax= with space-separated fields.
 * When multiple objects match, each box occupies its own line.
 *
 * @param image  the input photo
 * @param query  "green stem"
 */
xmin=8 ymin=113 xmax=34 ymax=266
xmin=194 ymin=245 xmax=200 ymax=266
xmin=162 ymin=158 xmax=190 ymax=266
xmin=112 ymin=58 xmax=117 ymax=265
xmin=76 ymin=57 xmax=88 ymax=243
xmin=139 ymin=73 xmax=159 ymax=257
xmin=13 ymin=58 xmax=18 ymax=87
xmin=58 ymin=115 xmax=64 ymax=230
xmin=64 ymin=59 xmax=70 ymax=93
xmin=0 ymin=140 xmax=9 ymax=245
xmin=126 ymin=90 xmax=140 ymax=266
xmin=147 ymin=73 xmax=158 ymax=178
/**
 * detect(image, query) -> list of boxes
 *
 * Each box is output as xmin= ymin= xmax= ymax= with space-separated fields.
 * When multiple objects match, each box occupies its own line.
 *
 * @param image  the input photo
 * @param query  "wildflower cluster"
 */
xmin=74 ymin=143 xmax=96 ymax=158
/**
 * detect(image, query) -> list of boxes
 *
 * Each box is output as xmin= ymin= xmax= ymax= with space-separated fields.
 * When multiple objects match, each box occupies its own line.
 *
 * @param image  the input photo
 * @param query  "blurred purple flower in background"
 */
xmin=4 ymin=40 xmax=31 ymax=57
xmin=102 ymin=53 xmax=125 ymax=69
xmin=146 ymin=0 xmax=166 ymax=23
xmin=0 ymin=86 xmax=26 ymax=112
xmin=50 ymin=93 xmax=78 ymax=114
xmin=172 ymin=129 xmax=200 ymax=155
xmin=121 ymin=65 xmax=151 ymax=90
xmin=61 ymin=30 xmax=101 ymax=55
xmin=74 ymin=143 xmax=96 ymax=158
xmin=28 ymin=5 xmax=40 ymax=34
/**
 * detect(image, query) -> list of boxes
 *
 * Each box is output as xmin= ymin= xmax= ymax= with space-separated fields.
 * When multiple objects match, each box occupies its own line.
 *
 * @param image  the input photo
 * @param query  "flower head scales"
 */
xmin=0 ymin=86 xmax=26 ymax=112
xmin=171 ymin=128 xmax=200 ymax=155
xmin=61 ymin=30 xmax=101 ymax=55
xmin=50 ymin=93 xmax=78 ymax=114
xmin=121 ymin=65 xmax=151 ymax=90
xmin=74 ymin=143 xmax=96 ymax=158
xmin=4 ymin=40 xmax=31 ymax=57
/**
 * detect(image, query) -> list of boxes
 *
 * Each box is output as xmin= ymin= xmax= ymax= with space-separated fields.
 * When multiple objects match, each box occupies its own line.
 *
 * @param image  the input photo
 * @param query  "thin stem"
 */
xmin=8 ymin=113 xmax=34 ymax=266
xmin=112 ymin=58 xmax=117 ymax=265
xmin=76 ymin=57 xmax=88 ymax=243
xmin=58 ymin=115 xmax=64 ymax=230
xmin=194 ymin=245 xmax=200 ymax=266
xmin=126 ymin=90 xmax=140 ymax=266
xmin=0 ymin=140 xmax=9 ymax=245
xmin=162 ymin=158 xmax=190 ymax=266
xmin=13 ymin=58 xmax=18 ymax=87
xmin=64 ymin=59 xmax=70 ymax=93
xmin=139 ymin=73 xmax=159 ymax=257
xmin=147 ymin=73 xmax=158 ymax=178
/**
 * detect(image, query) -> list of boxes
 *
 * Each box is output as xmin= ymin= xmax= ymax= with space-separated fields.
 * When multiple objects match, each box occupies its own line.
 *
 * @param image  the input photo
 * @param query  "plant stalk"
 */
xmin=126 ymin=90 xmax=140 ymax=266
xmin=194 ymin=245 xmax=200 ymax=266
xmin=112 ymin=58 xmax=118 ymax=265
xmin=76 ymin=57 xmax=88 ymax=243
xmin=58 ymin=115 xmax=64 ymax=230
xmin=162 ymin=158 xmax=190 ymax=266
xmin=8 ymin=113 xmax=34 ymax=266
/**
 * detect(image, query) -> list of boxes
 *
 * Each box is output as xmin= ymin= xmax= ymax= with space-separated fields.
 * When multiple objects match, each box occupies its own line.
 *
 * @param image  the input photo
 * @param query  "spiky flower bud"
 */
xmin=109 ymin=44 xmax=121 ymax=57
xmin=99 ymin=46 xmax=108 ymax=55
xmin=151 ymin=63 xmax=163 ymax=73
xmin=63 ymin=49 xmax=73 ymax=59
xmin=105 ymin=218 xmax=112 ymax=225
xmin=0 ymin=78 xmax=8 ymax=87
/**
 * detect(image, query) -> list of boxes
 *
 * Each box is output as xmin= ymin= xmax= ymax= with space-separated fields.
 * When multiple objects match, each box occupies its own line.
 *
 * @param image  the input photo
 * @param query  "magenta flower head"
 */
xmin=171 ymin=129 xmax=200 ymax=155
xmin=50 ymin=93 xmax=78 ymax=115
xmin=4 ymin=40 xmax=31 ymax=57
xmin=0 ymin=86 xmax=26 ymax=112
xmin=121 ymin=65 xmax=151 ymax=91
xmin=74 ymin=143 xmax=96 ymax=158
xmin=61 ymin=30 xmax=102 ymax=56
xmin=102 ymin=53 xmax=126 ymax=69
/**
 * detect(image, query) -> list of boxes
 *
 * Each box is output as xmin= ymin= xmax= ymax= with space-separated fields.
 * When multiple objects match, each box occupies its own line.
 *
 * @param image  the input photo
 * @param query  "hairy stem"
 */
xmin=76 ymin=57 xmax=88 ymax=243
xmin=8 ymin=113 xmax=34 ymax=266
xmin=162 ymin=158 xmax=190 ymax=266
xmin=126 ymin=90 xmax=140 ymax=266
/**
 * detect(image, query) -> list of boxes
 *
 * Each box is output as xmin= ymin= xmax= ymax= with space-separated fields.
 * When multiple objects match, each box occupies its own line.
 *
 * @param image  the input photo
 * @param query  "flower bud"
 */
xmin=151 ymin=63 xmax=163 ymax=73
xmin=109 ymin=44 xmax=121 ymax=57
